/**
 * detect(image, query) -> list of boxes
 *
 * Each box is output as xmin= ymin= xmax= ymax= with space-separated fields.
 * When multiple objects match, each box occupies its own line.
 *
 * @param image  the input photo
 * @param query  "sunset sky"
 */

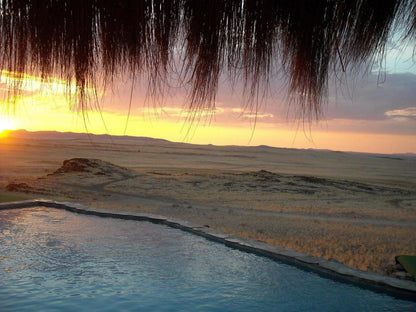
xmin=0 ymin=41 xmax=415 ymax=154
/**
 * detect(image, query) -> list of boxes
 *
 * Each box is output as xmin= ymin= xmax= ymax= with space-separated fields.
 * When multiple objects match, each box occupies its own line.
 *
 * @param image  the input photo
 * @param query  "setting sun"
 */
xmin=0 ymin=116 xmax=16 ymax=133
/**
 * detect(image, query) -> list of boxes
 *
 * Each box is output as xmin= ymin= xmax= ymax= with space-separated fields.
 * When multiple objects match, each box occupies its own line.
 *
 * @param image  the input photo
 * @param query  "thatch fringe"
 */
xmin=0 ymin=0 xmax=415 ymax=118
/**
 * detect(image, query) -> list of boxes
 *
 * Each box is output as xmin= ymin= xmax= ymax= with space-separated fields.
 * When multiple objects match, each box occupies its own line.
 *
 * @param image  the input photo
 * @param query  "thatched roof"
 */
xmin=1 ymin=0 xmax=415 ymax=118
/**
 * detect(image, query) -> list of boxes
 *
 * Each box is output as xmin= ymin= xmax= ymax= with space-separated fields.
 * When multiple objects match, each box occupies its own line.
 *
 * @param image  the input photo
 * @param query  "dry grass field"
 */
xmin=1 ymin=130 xmax=415 ymax=276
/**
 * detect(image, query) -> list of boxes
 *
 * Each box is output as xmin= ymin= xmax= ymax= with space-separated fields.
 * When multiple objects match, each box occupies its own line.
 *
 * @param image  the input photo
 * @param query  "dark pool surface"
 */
xmin=0 ymin=207 xmax=415 ymax=311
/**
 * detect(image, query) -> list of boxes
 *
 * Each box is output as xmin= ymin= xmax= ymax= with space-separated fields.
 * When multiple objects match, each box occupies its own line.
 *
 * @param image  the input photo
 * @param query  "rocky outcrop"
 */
xmin=50 ymin=158 xmax=134 ymax=177
xmin=5 ymin=182 xmax=33 ymax=193
xmin=5 ymin=182 xmax=47 ymax=194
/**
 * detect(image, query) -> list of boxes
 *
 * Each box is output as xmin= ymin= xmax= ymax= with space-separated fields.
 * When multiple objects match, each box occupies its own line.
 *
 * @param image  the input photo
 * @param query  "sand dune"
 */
xmin=1 ymin=130 xmax=415 ymax=278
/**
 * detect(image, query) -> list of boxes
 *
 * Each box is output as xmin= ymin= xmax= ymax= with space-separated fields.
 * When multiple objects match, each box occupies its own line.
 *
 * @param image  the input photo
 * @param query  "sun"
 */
xmin=0 ymin=117 xmax=16 ymax=135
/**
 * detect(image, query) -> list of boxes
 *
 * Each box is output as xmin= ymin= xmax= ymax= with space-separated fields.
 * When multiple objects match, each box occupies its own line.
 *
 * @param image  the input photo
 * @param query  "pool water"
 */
xmin=0 ymin=207 xmax=415 ymax=311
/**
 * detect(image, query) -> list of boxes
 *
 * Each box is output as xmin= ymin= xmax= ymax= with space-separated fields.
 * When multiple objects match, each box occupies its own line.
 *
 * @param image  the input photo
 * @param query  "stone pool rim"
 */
xmin=1 ymin=199 xmax=415 ymax=300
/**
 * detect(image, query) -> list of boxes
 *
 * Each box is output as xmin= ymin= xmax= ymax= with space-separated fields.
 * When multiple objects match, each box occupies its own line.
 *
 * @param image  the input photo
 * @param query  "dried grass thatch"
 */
xmin=0 ymin=0 xmax=415 ymax=118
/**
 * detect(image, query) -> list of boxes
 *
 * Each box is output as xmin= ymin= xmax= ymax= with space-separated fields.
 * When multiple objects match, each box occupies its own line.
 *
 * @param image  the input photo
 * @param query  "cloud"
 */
xmin=215 ymin=71 xmax=416 ymax=135
xmin=0 ymin=70 xmax=101 ymax=114
xmin=242 ymin=113 xmax=274 ymax=119
xmin=385 ymin=106 xmax=416 ymax=118
xmin=325 ymin=72 xmax=416 ymax=121
xmin=212 ymin=70 xmax=416 ymax=131
xmin=6 ymin=67 xmax=414 ymax=137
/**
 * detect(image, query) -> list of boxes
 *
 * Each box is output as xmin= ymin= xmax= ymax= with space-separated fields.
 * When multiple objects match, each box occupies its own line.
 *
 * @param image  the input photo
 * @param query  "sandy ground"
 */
xmin=1 ymin=131 xmax=415 ymax=276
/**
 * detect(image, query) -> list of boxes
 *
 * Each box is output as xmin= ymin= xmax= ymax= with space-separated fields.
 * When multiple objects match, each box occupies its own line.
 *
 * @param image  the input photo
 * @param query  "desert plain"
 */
xmin=1 ymin=130 xmax=415 ymax=277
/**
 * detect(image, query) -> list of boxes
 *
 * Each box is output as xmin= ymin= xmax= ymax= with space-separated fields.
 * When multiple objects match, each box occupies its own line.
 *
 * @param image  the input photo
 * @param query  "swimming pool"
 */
xmin=1 ymin=207 xmax=415 ymax=311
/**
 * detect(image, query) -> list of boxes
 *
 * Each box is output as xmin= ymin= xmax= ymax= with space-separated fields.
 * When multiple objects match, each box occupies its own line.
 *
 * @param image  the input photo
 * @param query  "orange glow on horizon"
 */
xmin=0 ymin=116 xmax=16 ymax=132
xmin=0 ymin=130 xmax=9 ymax=139
xmin=0 ymin=71 xmax=415 ymax=154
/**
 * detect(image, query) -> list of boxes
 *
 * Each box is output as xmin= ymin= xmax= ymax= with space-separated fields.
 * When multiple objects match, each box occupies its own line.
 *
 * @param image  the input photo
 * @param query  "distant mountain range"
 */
xmin=5 ymin=129 xmax=172 ymax=144
xmin=3 ymin=129 xmax=415 ymax=158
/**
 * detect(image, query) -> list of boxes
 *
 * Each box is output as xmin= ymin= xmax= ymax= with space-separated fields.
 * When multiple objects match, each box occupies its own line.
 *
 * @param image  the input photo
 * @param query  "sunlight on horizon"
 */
xmin=0 ymin=116 xmax=15 ymax=133
xmin=1 ymin=70 xmax=416 ymax=154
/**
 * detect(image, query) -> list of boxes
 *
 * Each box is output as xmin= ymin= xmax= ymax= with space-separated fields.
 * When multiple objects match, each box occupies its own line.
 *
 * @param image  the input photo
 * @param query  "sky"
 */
xmin=0 ymin=42 xmax=415 ymax=154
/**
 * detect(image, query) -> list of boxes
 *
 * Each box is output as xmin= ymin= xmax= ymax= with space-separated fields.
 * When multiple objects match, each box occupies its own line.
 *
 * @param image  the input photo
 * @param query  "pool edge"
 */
xmin=1 ymin=199 xmax=415 ymax=299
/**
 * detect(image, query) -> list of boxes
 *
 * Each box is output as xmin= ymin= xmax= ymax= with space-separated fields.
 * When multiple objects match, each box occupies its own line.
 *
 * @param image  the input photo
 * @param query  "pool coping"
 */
xmin=1 ymin=199 xmax=415 ymax=299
